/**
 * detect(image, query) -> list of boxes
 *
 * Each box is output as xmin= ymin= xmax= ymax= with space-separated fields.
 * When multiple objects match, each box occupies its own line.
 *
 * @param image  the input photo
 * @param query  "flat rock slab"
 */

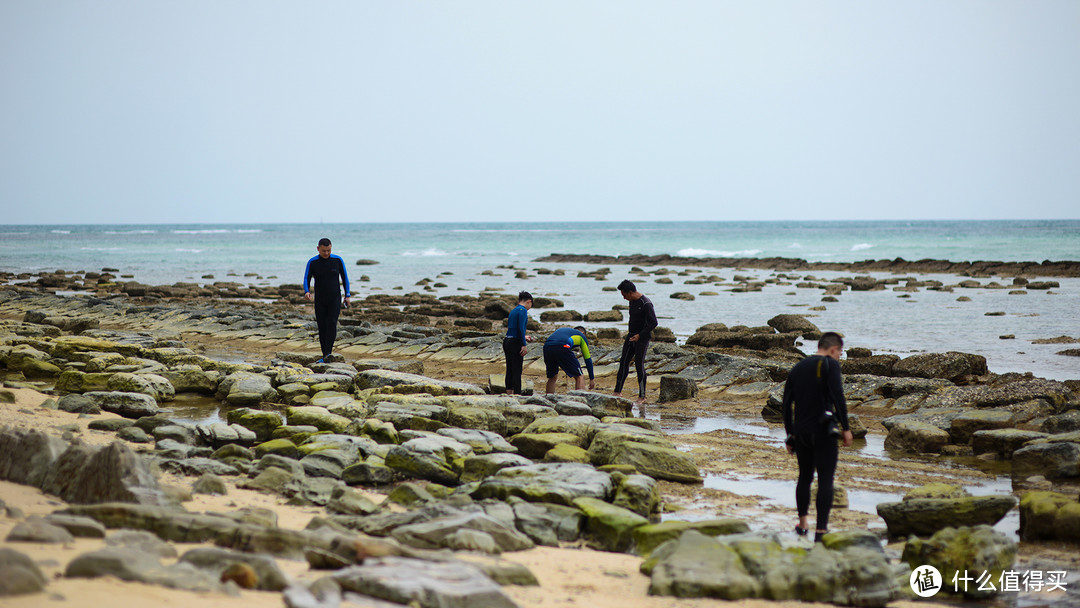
xmin=876 ymin=495 xmax=1018 ymax=538
xmin=355 ymin=370 xmax=484 ymax=396
xmin=471 ymin=462 xmax=613 ymax=506
xmin=332 ymin=556 xmax=517 ymax=608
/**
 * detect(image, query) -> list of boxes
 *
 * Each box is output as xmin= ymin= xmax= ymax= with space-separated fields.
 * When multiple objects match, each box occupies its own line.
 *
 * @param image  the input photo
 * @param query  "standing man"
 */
xmin=781 ymin=332 xmax=853 ymax=543
xmin=503 ymin=291 xmax=534 ymax=394
xmin=543 ymin=326 xmax=595 ymax=394
xmin=303 ymin=238 xmax=350 ymax=363
xmin=613 ymin=280 xmax=657 ymax=404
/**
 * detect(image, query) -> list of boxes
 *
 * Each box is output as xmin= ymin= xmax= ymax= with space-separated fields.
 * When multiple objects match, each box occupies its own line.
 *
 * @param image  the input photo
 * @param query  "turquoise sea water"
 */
xmin=2 ymin=221 xmax=1078 ymax=380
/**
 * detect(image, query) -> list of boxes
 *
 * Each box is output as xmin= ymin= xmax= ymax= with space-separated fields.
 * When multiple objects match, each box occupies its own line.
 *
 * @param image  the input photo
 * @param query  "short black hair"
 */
xmin=574 ymin=325 xmax=586 ymax=334
xmin=318 ymin=238 xmax=331 ymax=247
xmin=818 ymin=332 xmax=844 ymax=351
xmin=617 ymin=279 xmax=636 ymax=293
xmin=518 ymin=291 xmax=533 ymax=303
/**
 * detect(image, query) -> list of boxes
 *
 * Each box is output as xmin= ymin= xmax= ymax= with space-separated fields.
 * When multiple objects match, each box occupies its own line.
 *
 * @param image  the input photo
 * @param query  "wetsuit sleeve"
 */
xmin=515 ymin=308 xmax=527 ymax=340
xmin=575 ymin=335 xmax=594 ymax=380
xmin=828 ymin=358 xmax=849 ymax=430
xmin=303 ymin=258 xmax=314 ymax=294
xmin=781 ymin=376 xmax=794 ymax=436
xmin=336 ymin=256 xmax=351 ymax=298
xmin=641 ymin=299 xmax=658 ymax=337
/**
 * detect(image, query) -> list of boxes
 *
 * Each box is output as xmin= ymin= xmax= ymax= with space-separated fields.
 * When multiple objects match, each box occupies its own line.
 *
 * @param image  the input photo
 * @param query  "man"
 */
xmin=613 ymin=280 xmax=658 ymax=404
xmin=543 ymin=326 xmax=595 ymax=394
xmin=303 ymin=238 xmax=351 ymax=363
xmin=503 ymin=291 xmax=534 ymax=394
xmin=781 ymin=331 xmax=854 ymax=543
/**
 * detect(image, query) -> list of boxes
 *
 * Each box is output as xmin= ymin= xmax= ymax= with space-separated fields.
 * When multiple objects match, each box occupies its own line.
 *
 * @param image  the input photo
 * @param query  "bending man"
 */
xmin=613 ymin=280 xmax=657 ymax=404
xmin=303 ymin=238 xmax=350 ymax=363
xmin=543 ymin=326 xmax=595 ymax=394
xmin=503 ymin=291 xmax=534 ymax=394
xmin=781 ymin=331 xmax=853 ymax=543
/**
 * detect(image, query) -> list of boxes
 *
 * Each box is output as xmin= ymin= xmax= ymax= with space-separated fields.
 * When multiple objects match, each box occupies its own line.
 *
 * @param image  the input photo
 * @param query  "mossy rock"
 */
xmin=572 ymin=496 xmax=649 ymax=553
xmin=253 ymin=438 xmax=299 ymax=460
xmin=543 ymin=444 xmax=590 ymax=464
xmin=1019 ymin=491 xmax=1080 ymax=543
xmin=509 ymin=432 xmax=585 ymax=459
xmin=633 ymin=519 xmax=750 ymax=558
xmin=904 ymin=483 xmax=970 ymax=501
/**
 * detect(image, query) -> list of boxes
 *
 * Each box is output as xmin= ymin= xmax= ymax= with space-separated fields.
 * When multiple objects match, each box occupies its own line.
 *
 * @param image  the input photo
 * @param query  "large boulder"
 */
xmin=217 ymin=371 xmax=277 ymax=405
xmin=883 ymin=420 xmax=950 ymax=454
xmin=391 ymin=512 xmax=534 ymax=554
xmin=285 ymin=406 xmax=351 ymax=434
xmin=766 ymin=314 xmax=822 ymax=339
xmin=0 ymin=547 xmax=48 ymax=596
xmin=331 ymin=557 xmax=517 ymax=608
xmin=65 ymin=546 xmax=222 ymax=592
xmin=572 ymin=497 xmax=649 ymax=553
xmin=510 ymin=498 xmax=584 ymax=546
xmin=893 ymin=351 xmax=987 ymax=381
xmin=658 ymin=375 xmax=698 ymax=403
xmin=1011 ymin=440 xmax=1080 ymax=480
xmin=643 ymin=531 xmax=760 ymax=600
xmin=1018 ymin=491 xmax=1080 ymax=543
xmin=84 ymin=391 xmax=161 ymax=418
xmin=971 ymin=429 xmax=1049 ymax=459
xmin=901 ymin=525 xmax=1017 ymax=600
xmin=472 ymin=463 xmax=614 ymax=506
xmin=354 ymin=370 xmax=484 ymax=396
xmin=460 ymin=453 xmax=533 ymax=483
xmin=106 ymin=373 xmax=175 ymax=402
xmin=632 ymin=519 xmax=750 ymax=558
xmin=876 ymin=495 xmax=1018 ymax=538
xmin=178 ymin=547 xmax=289 ymax=591
xmin=384 ymin=436 xmax=473 ymax=486
xmin=948 ymin=410 xmax=1017 ymax=444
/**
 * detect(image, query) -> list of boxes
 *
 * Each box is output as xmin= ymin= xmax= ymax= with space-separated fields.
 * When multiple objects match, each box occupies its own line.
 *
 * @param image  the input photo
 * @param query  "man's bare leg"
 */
xmin=545 ymin=376 xmax=557 ymax=394
xmin=574 ymin=375 xmax=585 ymax=390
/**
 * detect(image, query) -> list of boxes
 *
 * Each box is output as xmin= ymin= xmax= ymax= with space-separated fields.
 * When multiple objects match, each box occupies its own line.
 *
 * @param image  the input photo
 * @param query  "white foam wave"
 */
xmin=175 ymin=248 xmax=204 ymax=253
xmin=851 ymin=243 xmax=874 ymax=252
xmin=104 ymin=229 xmax=157 ymax=235
xmin=236 ymin=229 xmax=262 ymax=233
xmin=676 ymin=248 xmax=763 ymax=258
xmin=51 ymin=230 xmax=71 ymax=234
xmin=788 ymin=242 xmax=802 ymax=249
xmin=172 ymin=229 xmax=231 ymax=234
xmin=402 ymin=248 xmax=448 ymax=257
xmin=80 ymin=247 xmax=122 ymax=252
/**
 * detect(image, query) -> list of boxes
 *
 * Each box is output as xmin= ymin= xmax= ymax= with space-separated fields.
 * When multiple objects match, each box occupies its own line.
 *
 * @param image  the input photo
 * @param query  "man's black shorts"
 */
xmin=544 ymin=345 xmax=581 ymax=378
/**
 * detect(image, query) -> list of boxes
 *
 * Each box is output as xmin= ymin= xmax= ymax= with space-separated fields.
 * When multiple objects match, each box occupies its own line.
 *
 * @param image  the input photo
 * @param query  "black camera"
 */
xmin=820 ymin=410 xmax=841 ymax=439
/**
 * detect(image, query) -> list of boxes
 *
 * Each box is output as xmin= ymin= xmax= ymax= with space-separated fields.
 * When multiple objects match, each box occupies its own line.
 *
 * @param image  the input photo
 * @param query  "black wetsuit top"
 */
xmin=627 ymin=295 xmax=658 ymax=339
xmin=781 ymin=355 xmax=849 ymax=436
xmin=304 ymin=254 xmax=350 ymax=300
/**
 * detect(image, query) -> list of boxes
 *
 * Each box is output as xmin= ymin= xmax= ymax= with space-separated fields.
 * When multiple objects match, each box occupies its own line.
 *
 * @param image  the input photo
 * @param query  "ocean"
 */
xmin=2 ymin=220 xmax=1078 ymax=380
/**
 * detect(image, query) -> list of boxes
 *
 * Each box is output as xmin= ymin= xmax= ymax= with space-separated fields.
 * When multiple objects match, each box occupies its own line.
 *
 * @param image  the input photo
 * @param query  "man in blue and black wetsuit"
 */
xmin=613 ymin=280 xmax=658 ymax=404
xmin=543 ymin=326 xmax=595 ymax=394
xmin=503 ymin=291 xmax=534 ymax=394
xmin=303 ymin=238 xmax=350 ymax=363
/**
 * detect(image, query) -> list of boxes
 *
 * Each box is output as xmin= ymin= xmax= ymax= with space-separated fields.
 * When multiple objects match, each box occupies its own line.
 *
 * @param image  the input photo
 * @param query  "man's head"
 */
xmin=518 ymin=291 xmax=533 ymax=309
xmin=617 ymin=279 xmax=641 ymax=301
xmin=574 ymin=326 xmax=587 ymax=335
xmin=817 ymin=332 xmax=844 ymax=360
xmin=317 ymin=238 xmax=332 ymax=259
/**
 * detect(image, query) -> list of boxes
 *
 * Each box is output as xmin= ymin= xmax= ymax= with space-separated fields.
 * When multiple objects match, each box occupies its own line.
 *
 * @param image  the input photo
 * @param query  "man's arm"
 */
xmin=828 ymin=360 xmax=849 ymax=430
xmin=335 ymin=256 xmax=351 ymax=299
xmin=781 ymin=378 xmax=794 ymax=436
xmin=303 ymin=257 xmax=314 ymax=299
xmin=641 ymin=299 xmax=658 ymax=336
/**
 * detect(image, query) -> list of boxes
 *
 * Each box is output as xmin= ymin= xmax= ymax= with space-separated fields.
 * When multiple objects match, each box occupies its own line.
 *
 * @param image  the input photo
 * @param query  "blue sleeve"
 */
xmin=335 ymin=255 xmax=350 ymax=297
xmin=515 ymin=308 xmax=527 ymax=340
xmin=581 ymin=336 xmax=594 ymax=380
xmin=303 ymin=257 xmax=314 ymax=293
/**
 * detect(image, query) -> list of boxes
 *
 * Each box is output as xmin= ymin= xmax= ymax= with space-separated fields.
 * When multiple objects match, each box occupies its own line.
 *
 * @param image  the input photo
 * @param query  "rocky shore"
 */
xmin=535 ymin=253 xmax=1080 ymax=278
xmin=1 ymin=282 xmax=1079 ymax=607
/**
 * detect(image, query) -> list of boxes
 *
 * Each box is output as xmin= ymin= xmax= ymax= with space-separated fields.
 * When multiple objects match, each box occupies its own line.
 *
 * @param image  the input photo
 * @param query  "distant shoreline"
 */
xmin=534 ymin=253 xmax=1080 ymax=278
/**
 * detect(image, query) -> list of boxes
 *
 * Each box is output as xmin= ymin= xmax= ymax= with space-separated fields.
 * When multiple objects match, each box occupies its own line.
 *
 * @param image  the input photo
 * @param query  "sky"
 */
xmin=1 ymin=1 xmax=1078 ymax=224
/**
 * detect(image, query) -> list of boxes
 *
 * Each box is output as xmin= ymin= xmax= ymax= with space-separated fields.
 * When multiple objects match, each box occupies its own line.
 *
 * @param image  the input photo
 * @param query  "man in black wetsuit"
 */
xmin=781 ymin=331 xmax=853 ymax=543
xmin=303 ymin=238 xmax=351 ymax=363
xmin=613 ymin=280 xmax=657 ymax=404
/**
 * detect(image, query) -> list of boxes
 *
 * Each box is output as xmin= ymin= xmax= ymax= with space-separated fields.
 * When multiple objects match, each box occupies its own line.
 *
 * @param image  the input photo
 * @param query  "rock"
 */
xmin=876 ymin=495 xmax=1018 ymax=538
xmin=179 ymin=547 xmax=289 ymax=591
xmin=65 ymin=546 xmax=222 ymax=592
xmin=118 ymin=426 xmax=151 ymax=443
xmin=217 ymin=371 xmax=277 ymax=405
xmin=391 ymin=512 xmax=534 ymax=554
xmin=301 ymin=448 xmax=360 ymax=479
xmin=472 ymin=463 xmax=614 ymax=506
xmin=159 ymin=368 xmax=221 ymax=395
xmin=355 ymin=370 xmax=485 ymax=396
xmin=106 ymin=373 xmax=175 ymax=401
xmin=612 ymin=474 xmax=660 ymax=517
xmin=572 ymin=497 xmax=649 ymax=553
xmin=239 ymin=466 xmax=299 ymax=494
xmin=193 ymin=473 xmax=228 ymax=496
xmin=948 ymin=410 xmax=1017 ymax=444
xmin=519 ymin=415 xmax=598 ymax=443
xmin=767 ymin=314 xmax=822 ymax=339
xmin=1018 ymin=491 xmax=1080 ymax=543
xmin=539 ymin=310 xmax=583 ymax=322
xmin=39 ymin=439 xmax=170 ymax=506
xmin=593 ymin=438 xmax=701 ymax=484
xmin=253 ymin=438 xmax=299 ymax=460
xmin=510 ymin=432 xmax=585 ymax=459
xmin=584 ymin=310 xmax=622 ymax=322
xmin=57 ymin=393 xmax=101 ymax=414
xmin=361 ymin=419 xmax=401 ymax=445
xmin=0 ymin=548 xmax=48 ymax=596
xmin=1012 ymin=441 xmax=1080 ymax=480
xmin=840 ymin=354 xmax=900 ymax=376
xmin=904 ymin=483 xmax=969 ymax=501
xmin=436 ymin=428 xmax=514 ymax=455
xmin=6 ymin=516 xmax=75 ymax=543
xmin=228 ymin=409 xmax=284 ymax=443
xmin=658 ymin=375 xmax=697 ymax=403
xmin=342 ymin=459 xmax=396 ymax=486
xmin=510 ymin=498 xmax=584 ymax=546
xmin=331 ymin=557 xmax=517 ymax=608
xmin=884 ymin=420 xmax=950 ymax=454
xmin=901 ymin=525 xmax=1017 ymax=599
xmin=644 ymin=531 xmax=761 ymax=600
xmin=384 ymin=439 xmax=465 ymax=487
xmin=460 ymin=453 xmax=533 ymax=484
xmin=632 ymin=519 xmax=750 ymax=558
xmin=43 ymin=513 xmax=107 ymax=538
xmin=971 ymin=428 xmax=1050 ymax=459
xmin=1042 ymin=411 xmax=1080 ymax=434
xmin=894 ymin=351 xmax=987 ymax=382
xmin=819 ymin=529 xmax=883 ymax=552
xmin=543 ymin=443 xmax=590 ymax=464
xmin=327 ymin=485 xmax=379 ymax=516
xmin=286 ymin=406 xmax=351 ymax=434
xmin=567 ymin=391 xmax=634 ymax=418
xmin=159 ymin=457 xmax=240 ymax=478
xmin=84 ymin=391 xmax=161 ymax=418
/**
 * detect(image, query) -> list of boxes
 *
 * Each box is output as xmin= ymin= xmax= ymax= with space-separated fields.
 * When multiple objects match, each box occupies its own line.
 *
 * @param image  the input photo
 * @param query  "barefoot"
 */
xmin=613 ymin=392 xmax=622 ymax=398
xmin=634 ymin=397 xmax=647 ymax=406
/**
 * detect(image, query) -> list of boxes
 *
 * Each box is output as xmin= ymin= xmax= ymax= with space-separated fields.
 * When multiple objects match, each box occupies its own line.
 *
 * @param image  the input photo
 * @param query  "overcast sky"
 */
xmin=1 ymin=1 xmax=1078 ymax=224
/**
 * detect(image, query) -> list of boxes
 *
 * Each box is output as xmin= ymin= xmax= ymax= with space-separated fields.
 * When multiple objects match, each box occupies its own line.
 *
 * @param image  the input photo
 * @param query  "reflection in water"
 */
xmin=164 ymin=393 xmax=224 ymax=425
